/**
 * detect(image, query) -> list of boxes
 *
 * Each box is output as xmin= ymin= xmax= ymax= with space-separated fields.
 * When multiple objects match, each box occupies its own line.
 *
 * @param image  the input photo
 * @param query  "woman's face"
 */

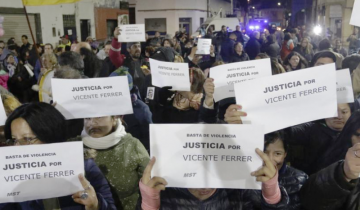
xmin=188 ymin=188 xmax=216 ymax=201
xmin=164 ymin=40 xmax=171 ymax=47
xmin=301 ymin=39 xmax=308 ymax=48
xmin=235 ymin=43 xmax=243 ymax=53
xmin=265 ymin=139 xmax=287 ymax=170
xmin=289 ymin=55 xmax=300 ymax=68
xmin=7 ymin=56 xmax=15 ymax=64
xmin=325 ymin=103 xmax=352 ymax=131
xmin=84 ymin=116 xmax=116 ymax=138
xmin=11 ymin=118 xmax=42 ymax=146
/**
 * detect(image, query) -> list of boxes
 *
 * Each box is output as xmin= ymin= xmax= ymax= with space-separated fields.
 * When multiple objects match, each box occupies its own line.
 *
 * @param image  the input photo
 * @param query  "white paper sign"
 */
xmin=150 ymin=124 xmax=264 ymax=189
xmin=0 ymin=97 xmax=8 ymax=126
xmin=235 ymin=63 xmax=338 ymax=133
xmin=0 ymin=142 xmax=84 ymax=203
xmin=196 ymin=39 xmax=212 ymax=54
xmin=350 ymin=0 xmax=360 ymax=27
xmin=337 ymin=69 xmax=354 ymax=104
xmin=210 ymin=58 xmax=272 ymax=102
xmin=118 ymin=24 xmax=146 ymax=42
xmin=150 ymin=58 xmax=190 ymax=91
xmin=52 ymin=77 xmax=133 ymax=119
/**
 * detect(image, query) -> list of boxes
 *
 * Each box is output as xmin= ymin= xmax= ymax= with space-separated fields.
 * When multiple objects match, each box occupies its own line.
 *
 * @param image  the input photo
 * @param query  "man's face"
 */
xmin=62 ymin=38 xmax=68 ymax=44
xmin=21 ymin=37 xmax=28 ymax=44
xmin=236 ymin=26 xmax=240 ymax=31
xmin=44 ymin=45 xmax=53 ymax=54
xmin=222 ymin=27 xmax=226 ymax=31
xmin=155 ymin=32 xmax=160 ymax=37
xmin=104 ymin=45 xmax=111 ymax=56
xmin=128 ymin=44 xmax=141 ymax=59
xmin=0 ymin=43 xmax=5 ymax=48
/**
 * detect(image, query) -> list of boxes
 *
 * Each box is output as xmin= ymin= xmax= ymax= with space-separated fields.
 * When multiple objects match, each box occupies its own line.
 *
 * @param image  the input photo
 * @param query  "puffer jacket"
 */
xmin=251 ymin=165 xmax=308 ymax=210
xmin=300 ymin=161 xmax=360 ymax=210
xmin=136 ymin=187 xmax=289 ymax=210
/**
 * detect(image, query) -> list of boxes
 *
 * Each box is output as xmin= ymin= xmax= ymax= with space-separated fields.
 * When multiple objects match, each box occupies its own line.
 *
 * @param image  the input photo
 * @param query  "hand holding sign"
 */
xmin=343 ymin=143 xmax=360 ymax=181
xmin=114 ymin=27 xmax=121 ymax=37
xmin=142 ymin=157 xmax=168 ymax=191
xmin=224 ymin=104 xmax=247 ymax=124
xmin=251 ymin=149 xmax=277 ymax=182
xmin=72 ymin=174 xmax=99 ymax=210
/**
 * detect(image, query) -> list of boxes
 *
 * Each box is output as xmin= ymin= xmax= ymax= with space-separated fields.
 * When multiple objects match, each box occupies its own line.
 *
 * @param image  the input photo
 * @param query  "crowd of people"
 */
xmin=0 ymin=21 xmax=360 ymax=210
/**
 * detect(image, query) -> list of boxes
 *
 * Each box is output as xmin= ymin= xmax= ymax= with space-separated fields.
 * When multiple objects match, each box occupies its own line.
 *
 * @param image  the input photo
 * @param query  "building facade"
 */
xmin=130 ymin=0 xmax=231 ymax=37
xmin=0 ymin=0 xmax=129 ymax=47
xmin=313 ymin=0 xmax=355 ymax=43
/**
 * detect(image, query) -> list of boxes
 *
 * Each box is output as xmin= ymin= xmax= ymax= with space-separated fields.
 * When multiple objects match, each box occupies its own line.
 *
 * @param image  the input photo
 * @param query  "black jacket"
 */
xmin=285 ymin=122 xmax=341 ymax=175
xmin=233 ymin=31 xmax=245 ymax=45
xmin=184 ymin=55 xmax=216 ymax=71
xmin=245 ymin=38 xmax=261 ymax=60
xmin=300 ymin=161 xmax=360 ymax=210
xmin=220 ymin=38 xmax=236 ymax=63
xmin=230 ymin=52 xmax=250 ymax=63
xmin=136 ymin=187 xmax=289 ymax=210
xmin=261 ymin=42 xmax=280 ymax=59
xmin=252 ymin=165 xmax=308 ymax=210
xmin=123 ymin=56 xmax=148 ymax=98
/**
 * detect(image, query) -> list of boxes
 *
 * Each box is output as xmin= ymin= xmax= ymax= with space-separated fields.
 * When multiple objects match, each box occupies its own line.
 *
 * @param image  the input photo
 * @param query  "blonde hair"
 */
xmin=1 ymin=94 xmax=21 ymax=116
xmin=301 ymin=37 xmax=313 ymax=55
xmin=41 ymin=53 xmax=58 ymax=70
xmin=190 ymin=68 xmax=206 ymax=94
xmin=174 ymin=55 xmax=184 ymax=63
xmin=212 ymin=61 xmax=225 ymax=67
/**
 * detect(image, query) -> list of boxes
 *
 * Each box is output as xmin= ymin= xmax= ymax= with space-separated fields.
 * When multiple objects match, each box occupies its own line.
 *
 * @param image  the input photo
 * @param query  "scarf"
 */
xmin=173 ymin=92 xmax=203 ymax=111
xmin=82 ymin=119 xmax=127 ymax=150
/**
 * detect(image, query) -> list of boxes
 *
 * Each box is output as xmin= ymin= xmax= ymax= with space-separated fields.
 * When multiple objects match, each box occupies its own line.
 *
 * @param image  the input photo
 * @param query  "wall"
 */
xmin=135 ymin=0 xmax=229 ymax=36
xmin=94 ymin=7 xmax=129 ymax=40
xmin=0 ymin=0 xmax=96 ymax=47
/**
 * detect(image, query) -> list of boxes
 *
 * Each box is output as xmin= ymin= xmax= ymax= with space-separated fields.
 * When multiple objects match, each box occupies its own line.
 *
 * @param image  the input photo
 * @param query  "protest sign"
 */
xmin=150 ymin=58 xmax=190 ymax=91
xmin=210 ymin=58 xmax=272 ymax=102
xmin=0 ymin=97 xmax=8 ymax=126
xmin=150 ymin=124 xmax=264 ymax=189
xmin=337 ymin=69 xmax=354 ymax=104
xmin=52 ymin=77 xmax=133 ymax=119
xmin=196 ymin=39 xmax=212 ymax=55
xmin=118 ymin=24 xmax=146 ymax=42
xmin=235 ymin=63 xmax=337 ymax=133
xmin=350 ymin=0 xmax=360 ymax=27
xmin=0 ymin=142 xmax=84 ymax=203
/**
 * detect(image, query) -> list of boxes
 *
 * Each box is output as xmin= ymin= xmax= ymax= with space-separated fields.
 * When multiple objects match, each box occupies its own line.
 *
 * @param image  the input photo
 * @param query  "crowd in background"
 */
xmin=0 ymin=21 xmax=360 ymax=210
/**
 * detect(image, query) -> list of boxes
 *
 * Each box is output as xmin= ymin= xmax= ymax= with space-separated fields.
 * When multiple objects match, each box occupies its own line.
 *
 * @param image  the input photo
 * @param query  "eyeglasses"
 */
xmin=6 ymin=137 xmax=39 ymax=146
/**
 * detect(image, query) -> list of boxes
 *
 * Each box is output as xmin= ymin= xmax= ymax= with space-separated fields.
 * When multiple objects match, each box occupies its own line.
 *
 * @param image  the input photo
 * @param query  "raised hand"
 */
xmin=343 ymin=143 xmax=360 ymax=181
xmin=141 ymin=157 xmax=168 ymax=191
xmin=224 ymin=104 xmax=247 ymax=124
xmin=251 ymin=148 xmax=277 ymax=182
xmin=72 ymin=174 xmax=99 ymax=210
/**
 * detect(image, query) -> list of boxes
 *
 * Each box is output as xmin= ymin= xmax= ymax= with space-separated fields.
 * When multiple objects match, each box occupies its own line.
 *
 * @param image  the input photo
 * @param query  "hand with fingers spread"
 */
xmin=140 ymin=157 xmax=167 ymax=210
xmin=224 ymin=104 xmax=247 ymax=124
xmin=72 ymin=174 xmax=99 ymax=210
xmin=203 ymin=78 xmax=215 ymax=107
xmin=343 ymin=143 xmax=360 ymax=181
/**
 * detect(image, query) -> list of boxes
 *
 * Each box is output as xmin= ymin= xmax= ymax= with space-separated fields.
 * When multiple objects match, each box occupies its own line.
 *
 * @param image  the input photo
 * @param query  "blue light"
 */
xmin=249 ymin=26 xmax=255 ymax=30
xmin=255 ymin=25 xmax=260 ymax=29
xmin=264 ymin=20 xmax=268 ymax=23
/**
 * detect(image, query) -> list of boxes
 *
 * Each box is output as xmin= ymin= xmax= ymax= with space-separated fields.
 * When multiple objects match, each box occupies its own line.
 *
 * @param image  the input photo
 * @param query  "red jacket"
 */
xmin=109 ymin=38 xmax=126 ymax=69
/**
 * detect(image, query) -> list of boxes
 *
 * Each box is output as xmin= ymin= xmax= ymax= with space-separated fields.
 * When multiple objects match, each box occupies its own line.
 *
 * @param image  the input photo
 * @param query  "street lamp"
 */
xmin=278 ymin=2 xmax=281 ymax=6
xmin=252 ymin=6 xmax=255 ymax=9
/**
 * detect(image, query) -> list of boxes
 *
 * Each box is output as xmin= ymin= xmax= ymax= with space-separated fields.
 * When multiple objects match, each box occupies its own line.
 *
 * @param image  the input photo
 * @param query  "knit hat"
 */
xmin=109 ymin=66 xmax=133 ymax=90
xmin=310 ymin=51 xmax=337 ymax=67
xmin=126 ymin=42 xmax=140 ymax=49
xmin=150 ymin=47 xmax=176 ymax=62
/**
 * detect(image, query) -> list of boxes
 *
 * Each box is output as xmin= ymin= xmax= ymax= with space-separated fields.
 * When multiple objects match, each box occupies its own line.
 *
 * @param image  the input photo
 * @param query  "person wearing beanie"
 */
xmin=317 ymin=38 xmax=344 ymax=69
